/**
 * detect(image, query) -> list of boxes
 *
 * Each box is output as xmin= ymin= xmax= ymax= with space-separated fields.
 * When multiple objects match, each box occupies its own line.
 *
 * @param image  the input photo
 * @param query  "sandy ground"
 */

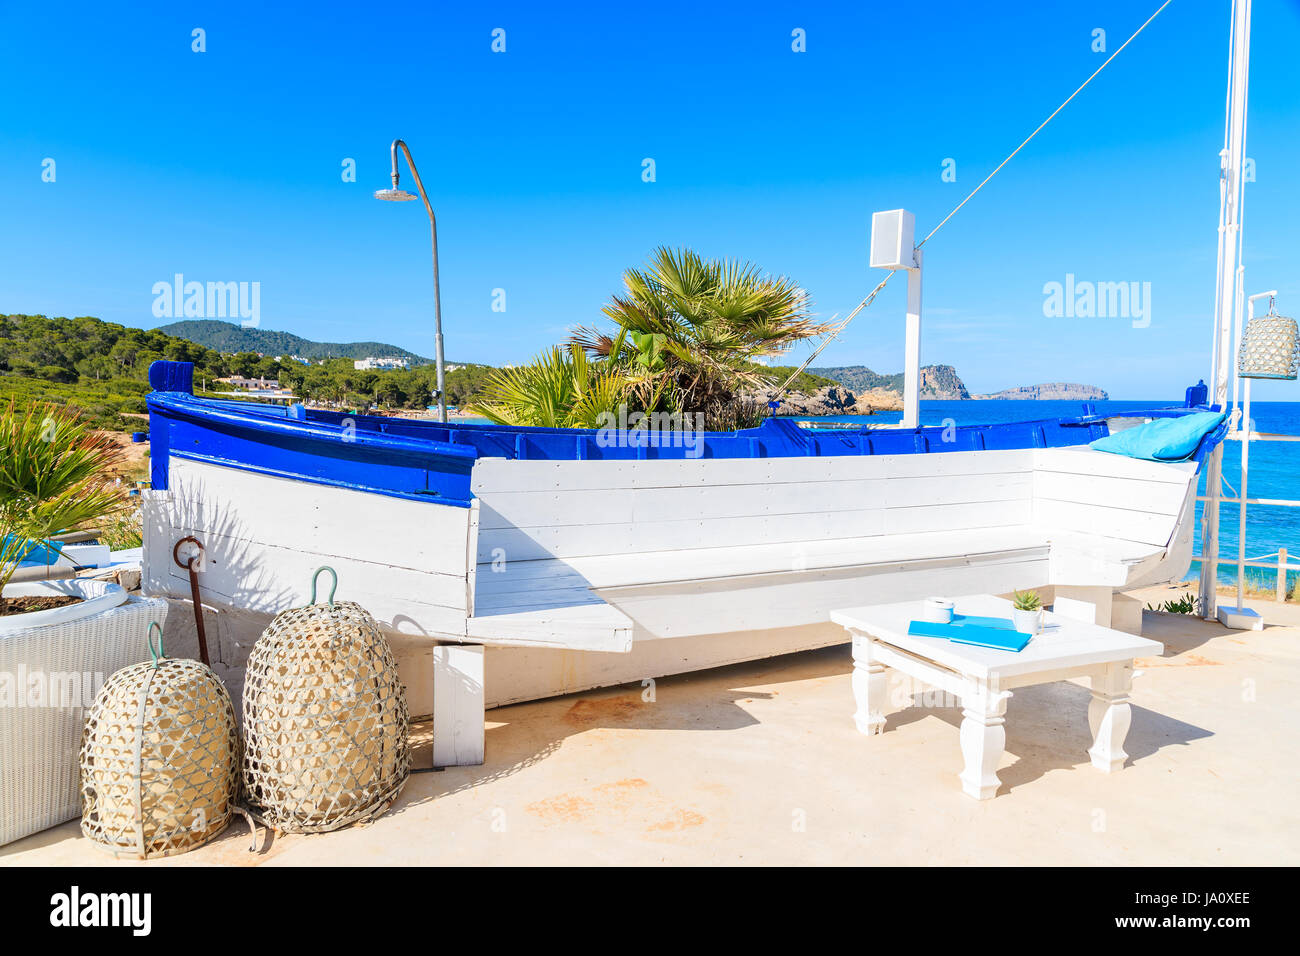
xmin=101 ymin=421 xmax=149 ymax=483
xmin=5 ymin=583 xmax=1296 ymax=867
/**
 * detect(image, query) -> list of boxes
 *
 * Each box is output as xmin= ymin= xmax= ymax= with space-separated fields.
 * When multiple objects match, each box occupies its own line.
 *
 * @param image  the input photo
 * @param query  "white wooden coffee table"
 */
xmin=830 ymin=595 xmax=1163 ymax=799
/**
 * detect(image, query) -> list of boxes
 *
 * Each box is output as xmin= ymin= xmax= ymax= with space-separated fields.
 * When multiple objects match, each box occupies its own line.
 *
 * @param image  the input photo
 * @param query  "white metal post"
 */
xmin=1200 ymin=0 xmax=1252 ymax=620
xmin=1217 ymin=373 xmax=1263 ymax=629
xmin=1222 ymin=289 xmax=1276 ymax=630
xmin=868 ymin=209 xmax=921 ymax=429
xmin=902 ymin=249 xmax=923 ymax=429
xmin=1235 ymin=291 xmax=1270 ymax=613
xmin=1238 ymin=376 xmax=1252 ymax=607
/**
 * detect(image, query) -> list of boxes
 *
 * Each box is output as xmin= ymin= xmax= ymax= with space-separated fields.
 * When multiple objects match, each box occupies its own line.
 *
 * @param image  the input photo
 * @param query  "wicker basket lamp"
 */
xmin=1238 ymin=299 xmax=1300 ymax=380
xmin=79 ymin=623 xmax=240 ymax=859
xmin=242 ymin=567 xmax=410 ymax=833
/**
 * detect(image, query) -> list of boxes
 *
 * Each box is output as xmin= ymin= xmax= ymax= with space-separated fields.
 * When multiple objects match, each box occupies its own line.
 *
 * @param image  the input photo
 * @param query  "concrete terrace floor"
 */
xmin=5 ymin=584 xmax=1297 ymax=867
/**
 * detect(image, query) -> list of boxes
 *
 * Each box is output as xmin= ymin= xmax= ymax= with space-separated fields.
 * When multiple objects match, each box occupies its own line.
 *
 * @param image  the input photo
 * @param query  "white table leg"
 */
xmin=959 ymin=683 xmax=1012 ymax=800
xmin=1087 ymin=661 xmax=1134 ymax=773
xmin=850 ymin=631 xmax=888 ymax=735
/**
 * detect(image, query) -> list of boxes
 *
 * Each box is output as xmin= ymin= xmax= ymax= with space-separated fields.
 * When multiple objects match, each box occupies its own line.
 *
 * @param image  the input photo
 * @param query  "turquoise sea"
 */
xmin=806 ymin=399 xmax=1300 ymax=594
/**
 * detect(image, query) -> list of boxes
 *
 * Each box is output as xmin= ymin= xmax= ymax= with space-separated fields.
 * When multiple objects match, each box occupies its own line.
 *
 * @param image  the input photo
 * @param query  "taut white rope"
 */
xmin=777 ymin=0 xmax=1175 ymax=398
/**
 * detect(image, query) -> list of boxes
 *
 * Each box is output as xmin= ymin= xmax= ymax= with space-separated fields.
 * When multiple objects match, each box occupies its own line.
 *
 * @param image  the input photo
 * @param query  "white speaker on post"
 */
xmin=870 ymin=209 xmax=917 ymax=271
xmin=868 ymin=208 xmax=923 ymax=427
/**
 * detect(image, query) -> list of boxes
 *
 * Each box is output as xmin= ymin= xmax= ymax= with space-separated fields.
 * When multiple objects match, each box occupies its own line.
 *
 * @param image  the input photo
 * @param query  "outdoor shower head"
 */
xmin=375 ymin=139 xmax=421 ymax=202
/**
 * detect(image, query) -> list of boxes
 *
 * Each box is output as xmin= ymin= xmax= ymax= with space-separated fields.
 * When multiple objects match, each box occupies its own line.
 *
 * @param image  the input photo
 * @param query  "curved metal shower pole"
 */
xmin=389 ymin=139 xmax=447 ymax=423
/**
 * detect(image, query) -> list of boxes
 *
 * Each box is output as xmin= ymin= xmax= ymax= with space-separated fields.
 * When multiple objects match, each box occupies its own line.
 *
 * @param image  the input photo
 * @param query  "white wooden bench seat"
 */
xmin=468 ymin=446 xmax=1199 ymax=647
xmin=1046 ymin=529 xmax=1188 ymax=589
xmin=466 ymin=598 xmax=634 ymax=652
xmin=470 ymin=522 xmax=1184 ymax=645
xmin=476 ymin=524 xmax=1187 ymax=597
xmin=472 ymin=527 xmax=1049 ymax=640
xmin=477 ymin=525 xmax=1048 ymax=593
xmin=470 ymin=527 xmax=1052 ymax=649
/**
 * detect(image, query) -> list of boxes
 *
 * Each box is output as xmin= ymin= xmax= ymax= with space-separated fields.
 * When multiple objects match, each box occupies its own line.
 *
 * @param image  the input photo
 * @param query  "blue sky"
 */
xmin=2 ymin=0 xmax=1299 ymax=399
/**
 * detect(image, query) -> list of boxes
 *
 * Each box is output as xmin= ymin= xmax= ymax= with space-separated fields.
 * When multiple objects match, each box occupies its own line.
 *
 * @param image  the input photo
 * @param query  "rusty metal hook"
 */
xmin=172 ymin=535 xmax=211 ymax=667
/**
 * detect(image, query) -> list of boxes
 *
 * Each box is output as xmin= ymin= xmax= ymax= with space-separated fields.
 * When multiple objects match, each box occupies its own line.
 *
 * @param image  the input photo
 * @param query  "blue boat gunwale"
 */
xmin=143 ymin=361 xmax=1225 ymax=508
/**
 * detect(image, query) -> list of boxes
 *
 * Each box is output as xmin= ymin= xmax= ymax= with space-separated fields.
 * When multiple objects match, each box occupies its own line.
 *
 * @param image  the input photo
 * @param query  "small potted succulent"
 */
xmin=1011 ymin=589 xmax=1044 ymax=635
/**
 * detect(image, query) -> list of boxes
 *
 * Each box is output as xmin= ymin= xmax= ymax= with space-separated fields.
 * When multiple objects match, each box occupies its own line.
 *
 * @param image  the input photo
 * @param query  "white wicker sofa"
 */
xmin=0 ymin=593 xmax=168 ymax=846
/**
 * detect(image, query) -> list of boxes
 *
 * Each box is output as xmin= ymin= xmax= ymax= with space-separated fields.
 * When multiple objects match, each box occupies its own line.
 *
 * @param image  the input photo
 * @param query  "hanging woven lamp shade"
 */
xmin=1238 ymin=301 xmax=1300 ymax=380
xmin=242 ymin=568 xmax=410 ymax=833
xmin=79 ymin=623 xmax=240 ymax=859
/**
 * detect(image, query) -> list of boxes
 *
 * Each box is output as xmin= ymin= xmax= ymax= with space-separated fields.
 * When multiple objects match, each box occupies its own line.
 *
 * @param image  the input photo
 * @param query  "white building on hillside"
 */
xmin=218 ymin=375 xmax=279 ymax=391
xmin=354 ymin=356 xmax=410 ymax=371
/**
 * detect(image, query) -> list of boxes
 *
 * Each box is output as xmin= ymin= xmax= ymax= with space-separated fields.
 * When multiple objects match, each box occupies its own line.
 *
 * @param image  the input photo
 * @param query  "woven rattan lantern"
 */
xmin=242 ymin=567 xmax=410 ymax=833
xmin=1238 ymin=298 xmax=1299 ymax=380
xmin=79 ymin=623 xmax=240 ymax=859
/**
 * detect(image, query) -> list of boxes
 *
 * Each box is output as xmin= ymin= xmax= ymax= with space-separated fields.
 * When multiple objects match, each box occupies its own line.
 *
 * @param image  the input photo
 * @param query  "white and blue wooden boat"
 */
xmin=140 ymin=360 xmax=1226 ymax=764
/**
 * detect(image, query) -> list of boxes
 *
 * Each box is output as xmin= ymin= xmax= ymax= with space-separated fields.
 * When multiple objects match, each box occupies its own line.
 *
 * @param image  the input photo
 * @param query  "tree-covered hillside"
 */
xmin=1 ymin=313 xmax=235 ymax=429
xmin=0 ymin=313 xmax=495 ymax=429
xmin=811 ymin=364 xmax=970 ymax=399
xmin=1 ymin=313 xmax=838 ymax=433
xmin=275 ymin=358 xmax=497 ymax=410
xmin=156 ymin=320 xmax=430 ymax=364
xmin=2 ymin=313 xmax=230 ymax=384
xmin=810 ymin=365 xmax=906 ymax=392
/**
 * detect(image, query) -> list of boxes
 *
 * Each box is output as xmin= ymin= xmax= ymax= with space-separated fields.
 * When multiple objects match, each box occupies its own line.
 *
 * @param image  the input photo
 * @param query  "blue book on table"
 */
xmin=907 ymin=614 xmax=1033 ymax=652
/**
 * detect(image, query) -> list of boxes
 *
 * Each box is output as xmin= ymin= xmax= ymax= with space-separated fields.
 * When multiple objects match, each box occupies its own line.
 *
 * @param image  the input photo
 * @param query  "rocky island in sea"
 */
xmin=970 ymin=383 xmax=1109 ymax=401
xmin=764 ymin=365 xmax=1108 ymax=415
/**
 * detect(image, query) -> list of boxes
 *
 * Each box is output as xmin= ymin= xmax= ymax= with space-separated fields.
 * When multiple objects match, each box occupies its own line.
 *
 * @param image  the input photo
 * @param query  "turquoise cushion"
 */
xmin=1090 ymin=411 xmax=1226 ymax=462
xmin=2 ymin=536 xmax=63 ymax=567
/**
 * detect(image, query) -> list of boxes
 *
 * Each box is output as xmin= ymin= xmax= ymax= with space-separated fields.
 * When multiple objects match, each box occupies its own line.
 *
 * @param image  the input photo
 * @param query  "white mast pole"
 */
xmin=902 ymin=250 xmax=923 ymax=429
xmin=1200 ymin=0 xmax=1252 ymax=619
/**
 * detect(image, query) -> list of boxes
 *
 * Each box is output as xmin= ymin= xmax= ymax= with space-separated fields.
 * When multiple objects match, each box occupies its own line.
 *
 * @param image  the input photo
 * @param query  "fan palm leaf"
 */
xmin=469 ymin=344 xmax=631 ymax=429
xmin=578 ymin=247 xmax=830 ymax=426
xmin=0 ymin=403 xmax=128 ymax=593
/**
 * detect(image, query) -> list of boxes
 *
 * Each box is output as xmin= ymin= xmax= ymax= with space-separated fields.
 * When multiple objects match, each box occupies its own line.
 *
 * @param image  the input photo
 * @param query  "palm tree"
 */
xmin=0 ymin=403 xmax=128 ymax=596
xmin=469 ymin=344 xmax=630 ymax=428
xmin=571 ymin=247 xmax=830 ymax=426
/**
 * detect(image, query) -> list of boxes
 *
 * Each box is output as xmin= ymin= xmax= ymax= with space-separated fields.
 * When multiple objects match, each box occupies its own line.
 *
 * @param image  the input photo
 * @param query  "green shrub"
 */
xmin=1145 ymin=592 xmax=1199 ymax=614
